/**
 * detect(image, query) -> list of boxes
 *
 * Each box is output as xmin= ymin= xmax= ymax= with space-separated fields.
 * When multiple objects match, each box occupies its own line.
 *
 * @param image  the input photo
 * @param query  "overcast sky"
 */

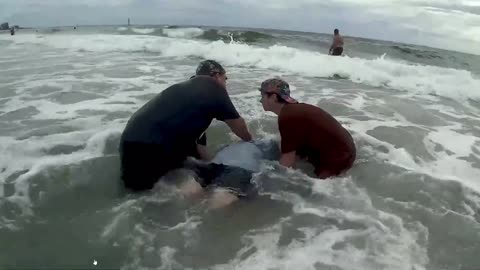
xmin=1 ymin=0 xmax=480 ymax=54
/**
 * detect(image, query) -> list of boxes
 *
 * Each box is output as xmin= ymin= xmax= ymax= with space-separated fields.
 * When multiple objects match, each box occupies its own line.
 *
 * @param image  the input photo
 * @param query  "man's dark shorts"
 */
xmin=120 ymin=142 xmax=256 ymax=196
xmin=331 ymin=47 xmax=343 ymax=56
xmin=120 ymin=141 xmax=194 ymax=191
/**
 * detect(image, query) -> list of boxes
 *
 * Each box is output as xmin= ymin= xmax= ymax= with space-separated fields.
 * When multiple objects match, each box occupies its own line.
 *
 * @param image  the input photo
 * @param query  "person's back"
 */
xmin=279 ymin=103 xmax=354 ymax=158
xmin=121 ymin=76 xmax=235 ymax=149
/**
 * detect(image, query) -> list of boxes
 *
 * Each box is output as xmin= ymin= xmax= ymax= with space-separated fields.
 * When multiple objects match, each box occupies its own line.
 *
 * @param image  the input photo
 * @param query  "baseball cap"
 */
xmin=259 ymin=78 xmax=298 ymax=104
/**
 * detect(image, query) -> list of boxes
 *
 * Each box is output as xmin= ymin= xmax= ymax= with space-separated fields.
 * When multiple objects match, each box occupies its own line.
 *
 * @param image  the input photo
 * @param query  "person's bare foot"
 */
xmin=208 ymin=189 xmax=238 ymax=209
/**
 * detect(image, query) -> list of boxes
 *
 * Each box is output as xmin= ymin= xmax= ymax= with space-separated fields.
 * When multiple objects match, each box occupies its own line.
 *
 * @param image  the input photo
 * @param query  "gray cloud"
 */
xmin=1 ymin=0 xmax=479 ymax=54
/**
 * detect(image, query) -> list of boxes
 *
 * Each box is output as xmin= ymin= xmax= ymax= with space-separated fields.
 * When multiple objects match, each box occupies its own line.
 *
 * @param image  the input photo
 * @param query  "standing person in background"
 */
xmin=329 ymin=28 xmax=344 ymax=56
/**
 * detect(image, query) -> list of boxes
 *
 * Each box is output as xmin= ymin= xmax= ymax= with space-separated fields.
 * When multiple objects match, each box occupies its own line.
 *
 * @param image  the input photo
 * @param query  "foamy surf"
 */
xmin=0 ymin=25 xmax=479 ymax=270
xmin=131 ymin=27 xmax=155 ymax=34
xmin=162 ymin=27 xmax=204 ymax=38
xmin=2 ymin=33 xmax=479 ymax=103
xmin=212 ymin=180 xmax=429 ymax=270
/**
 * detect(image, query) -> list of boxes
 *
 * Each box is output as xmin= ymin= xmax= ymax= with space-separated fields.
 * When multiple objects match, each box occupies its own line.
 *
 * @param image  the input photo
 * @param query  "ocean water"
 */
xmin=1 ymin=25 xmax=480 ymax=270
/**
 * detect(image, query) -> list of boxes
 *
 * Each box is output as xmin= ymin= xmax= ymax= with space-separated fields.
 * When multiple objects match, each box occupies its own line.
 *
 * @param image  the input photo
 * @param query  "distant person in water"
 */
xmin=119 ymin=60 xmax=252 ymax=193
xmin=259 ymin=78 xmax=356 ymax=179
xmin=329 ymin=28 xmax=344 ymax=56
xmin=10 ymin=27 xmax=15 ymax=36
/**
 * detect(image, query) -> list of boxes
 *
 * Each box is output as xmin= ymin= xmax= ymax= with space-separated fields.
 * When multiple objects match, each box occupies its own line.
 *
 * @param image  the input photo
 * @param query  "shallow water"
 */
xmin=1 ymin=26 xmax=480 ymax=270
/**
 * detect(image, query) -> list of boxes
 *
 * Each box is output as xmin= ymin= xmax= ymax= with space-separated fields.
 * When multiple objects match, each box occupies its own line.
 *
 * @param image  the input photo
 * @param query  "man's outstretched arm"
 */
xmin=225 ymin=118 xmax=253 ymax=142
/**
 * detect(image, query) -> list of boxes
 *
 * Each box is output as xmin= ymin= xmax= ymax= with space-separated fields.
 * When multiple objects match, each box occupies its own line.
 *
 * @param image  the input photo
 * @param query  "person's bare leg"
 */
xmin=208 ymin=189 xmax=238 ymax=209
xmin=179 ymin=178 xmax=204 ymax=198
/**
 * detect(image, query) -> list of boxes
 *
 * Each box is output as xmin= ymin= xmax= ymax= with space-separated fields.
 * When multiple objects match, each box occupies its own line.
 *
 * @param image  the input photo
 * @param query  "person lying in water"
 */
xmin=180 ymin=141 xmax=263 ymax=208
xmin=259 ymin=78 xmax=356 ymax=179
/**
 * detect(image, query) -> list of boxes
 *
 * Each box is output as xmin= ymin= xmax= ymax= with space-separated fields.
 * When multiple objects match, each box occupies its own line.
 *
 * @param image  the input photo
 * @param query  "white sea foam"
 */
xmin=212 ymin=179 xmax=428 ymax=270
xmin=2 ymin=34 xmax=479 ymax=103
xmin=162 ymin=27 xmax=204 ymax=39
xmin=2 ymin=26 xmax=480 ymax=270
xmin=131 ymin=28 xmax=155 ymax=34
xmin=343 ymin=108 xmax=480 ymax=192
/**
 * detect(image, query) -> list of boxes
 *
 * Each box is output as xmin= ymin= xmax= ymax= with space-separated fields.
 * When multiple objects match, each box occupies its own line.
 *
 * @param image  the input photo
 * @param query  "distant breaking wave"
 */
xmin=114 ymin=26 xmax=276 ymax=43
xmin=4 ymin=33 xmax=479 ymax=103
xmin=162 ymin=27 xmax=204 ymax=38
xmin=131 ymin=28 xmax=155 ymax=34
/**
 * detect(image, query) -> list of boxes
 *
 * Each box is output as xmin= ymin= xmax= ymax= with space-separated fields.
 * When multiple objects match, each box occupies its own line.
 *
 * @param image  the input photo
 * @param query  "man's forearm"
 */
xmin=196 ymin=144 xmax=211 ymax=161
xmin=236 ymin=119 xmax=252 ymax=141
xmin=225 ymin=118 xmax=253 ymax=141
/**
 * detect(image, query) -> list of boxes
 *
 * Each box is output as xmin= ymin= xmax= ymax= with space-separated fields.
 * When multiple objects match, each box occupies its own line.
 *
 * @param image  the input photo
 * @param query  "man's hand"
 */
xmin=196 ymin=144 xmax=211 ymax=161
xmin=279 ymin=151 xmax=296 ymax=168
xmin=225 ymin=118 xmax=253 ymax=142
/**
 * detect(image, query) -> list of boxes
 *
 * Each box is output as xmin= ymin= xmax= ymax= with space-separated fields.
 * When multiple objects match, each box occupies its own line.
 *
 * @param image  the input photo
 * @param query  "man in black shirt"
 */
xmin=120 ymin=60 xmax=252 ymax=192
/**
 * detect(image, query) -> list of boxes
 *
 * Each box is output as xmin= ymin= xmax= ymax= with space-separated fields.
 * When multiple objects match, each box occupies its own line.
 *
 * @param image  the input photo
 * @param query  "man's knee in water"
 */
xmin=208 ymin=188 xmax=239 ymax=209
xmin=177 ymin=172 xmax=239 ymax=208
xmin=179 ymin=177 xmax=204 ymax=198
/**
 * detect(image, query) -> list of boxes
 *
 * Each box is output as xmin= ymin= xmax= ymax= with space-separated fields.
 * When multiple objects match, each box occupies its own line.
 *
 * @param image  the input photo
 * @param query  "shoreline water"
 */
xmin=0 ymin=25 xmax=479 ymax=270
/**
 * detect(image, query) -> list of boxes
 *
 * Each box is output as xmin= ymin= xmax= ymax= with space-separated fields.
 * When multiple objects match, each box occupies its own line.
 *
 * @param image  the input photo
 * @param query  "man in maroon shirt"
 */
xmin=259 ymin=78 xmax=356 ymax=178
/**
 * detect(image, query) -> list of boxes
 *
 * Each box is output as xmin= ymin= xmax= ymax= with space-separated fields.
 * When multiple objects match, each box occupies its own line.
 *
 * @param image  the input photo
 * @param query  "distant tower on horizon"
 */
xmin=128 ymin=18 xmax=130 ymax=26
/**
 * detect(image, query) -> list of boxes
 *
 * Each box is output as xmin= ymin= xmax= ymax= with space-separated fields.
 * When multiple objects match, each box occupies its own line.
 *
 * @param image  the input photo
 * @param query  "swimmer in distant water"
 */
xmin=119 ymin=60 xmax=252 ymax=203
xmin=329 ymin=28 xmax=344 ymax=56
xmin=10 ymin=27 xmax=15 ymax=36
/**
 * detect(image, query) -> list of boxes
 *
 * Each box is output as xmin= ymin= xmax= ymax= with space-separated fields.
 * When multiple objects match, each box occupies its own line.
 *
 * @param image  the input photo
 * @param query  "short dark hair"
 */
xmin=334 ymin=29 xmax=339 ymax=34
xmin=196 ymin=60 xmax=226 ymax=76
